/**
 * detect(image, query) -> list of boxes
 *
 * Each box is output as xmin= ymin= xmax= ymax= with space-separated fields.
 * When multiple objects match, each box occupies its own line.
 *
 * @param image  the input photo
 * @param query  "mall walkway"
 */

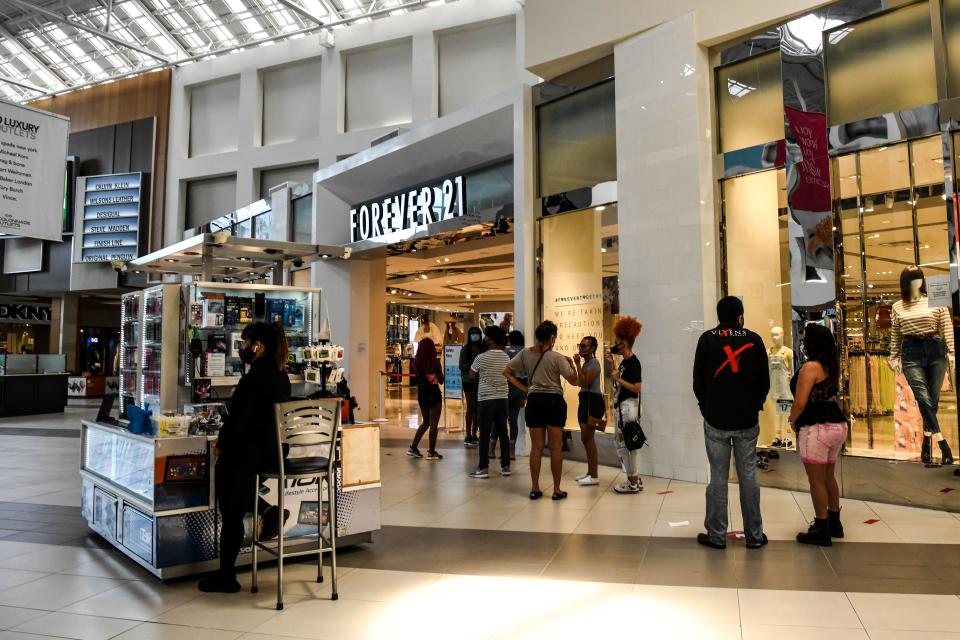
xmin=0 ymin=405 xmax=957 ymax=639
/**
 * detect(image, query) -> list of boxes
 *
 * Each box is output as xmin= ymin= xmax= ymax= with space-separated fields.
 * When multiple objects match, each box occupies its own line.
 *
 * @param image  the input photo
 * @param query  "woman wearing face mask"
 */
xmin=574 ymin=336 xmax=604 ymax=486
xmin=505 ymin=321 xmax=578 ymax=500
xmin=459 ymin=327 xmax=486 ymax=447
xmin=605 ymin=317 xmax=644 ymax=494
xmin=200 ymin=321 xmax=291 ymax=593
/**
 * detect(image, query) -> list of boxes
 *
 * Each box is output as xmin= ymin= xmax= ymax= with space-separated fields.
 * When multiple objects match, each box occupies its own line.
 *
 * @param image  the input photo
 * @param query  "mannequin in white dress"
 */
xmin=768 ymin=326 xmax=795 ymax=448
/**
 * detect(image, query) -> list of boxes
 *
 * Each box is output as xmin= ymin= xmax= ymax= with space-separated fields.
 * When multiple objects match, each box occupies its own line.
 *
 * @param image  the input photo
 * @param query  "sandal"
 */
xmin=529 ymin=490 xmax=543 ymax=500
xmin=551 ymin=490 xmax=568 ymax=501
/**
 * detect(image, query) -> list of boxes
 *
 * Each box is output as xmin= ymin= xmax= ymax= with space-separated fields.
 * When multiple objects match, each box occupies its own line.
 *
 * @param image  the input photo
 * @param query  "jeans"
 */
xmin=614 ymin=400 xmax=640 ymax=477
xmin=703 ymin=422 xmax=763 ymax=545
xmin=507 ymin=391 xmax=525 ymax=442
xmin=902 ymin=336 xmax=949 ymax=436
xmin=478 ymin=399 xmax=510 ymax=469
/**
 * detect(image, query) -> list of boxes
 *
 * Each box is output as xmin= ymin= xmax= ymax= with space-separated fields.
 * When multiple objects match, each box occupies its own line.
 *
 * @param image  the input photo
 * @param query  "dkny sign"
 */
xmin=0 ymin=303 xmax=51 ymax=323
xmin=350 ymin=175 xmax=464 ymax=242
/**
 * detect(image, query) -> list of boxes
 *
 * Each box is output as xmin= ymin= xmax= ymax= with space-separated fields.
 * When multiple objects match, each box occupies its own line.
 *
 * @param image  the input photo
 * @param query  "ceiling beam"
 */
xmin=0 ymin=71 xmax=46 ymax=94
xmin=318 ymin=0 xmax=342 ymax=21
xmin=5 ymin=0 xmax=170 ymax=62
xmin=272 ymin=0 xmax=325 ymax=26
xmin=0 ymin=23 xmax=69 ymax=88
xmin=122 ymin=0 xmax=191 ymax=58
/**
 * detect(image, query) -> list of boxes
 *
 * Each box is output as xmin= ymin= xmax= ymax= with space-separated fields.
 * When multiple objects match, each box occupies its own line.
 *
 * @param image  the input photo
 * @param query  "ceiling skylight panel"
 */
xmin=223 ymin=0 xmax=267 ymax=37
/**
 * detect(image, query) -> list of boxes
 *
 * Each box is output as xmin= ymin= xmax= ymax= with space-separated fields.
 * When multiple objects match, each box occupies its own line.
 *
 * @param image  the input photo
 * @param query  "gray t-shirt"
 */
xmin=508 ymin=348 xmax=574 ymax=395
xmin=579 ymin=358 xmax=602 ymax=394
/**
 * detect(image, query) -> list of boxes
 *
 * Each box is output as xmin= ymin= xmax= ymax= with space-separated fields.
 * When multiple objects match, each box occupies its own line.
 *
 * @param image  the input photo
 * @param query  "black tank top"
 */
xmin=789 ymin=369 xmax=848 ymax=429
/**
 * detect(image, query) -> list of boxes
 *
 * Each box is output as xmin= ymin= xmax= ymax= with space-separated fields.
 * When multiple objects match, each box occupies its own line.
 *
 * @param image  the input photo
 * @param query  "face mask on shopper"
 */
xmin=469 ymin=333 xmax=481 ymax=343
xmin=240 ymin=345 xmax=258 ymax=365
xmin=611 ymin=341 xmax=623 ymax=355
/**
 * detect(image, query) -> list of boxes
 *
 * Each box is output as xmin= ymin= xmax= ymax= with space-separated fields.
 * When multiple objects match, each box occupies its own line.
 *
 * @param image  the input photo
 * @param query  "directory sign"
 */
xmin=74 ymin=172 xmax=143 ymax=263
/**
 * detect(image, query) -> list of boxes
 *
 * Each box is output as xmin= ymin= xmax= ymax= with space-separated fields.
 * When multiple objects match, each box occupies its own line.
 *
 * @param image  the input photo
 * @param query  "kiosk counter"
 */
xmin=80 ymin=420 xmax=381 ymax=579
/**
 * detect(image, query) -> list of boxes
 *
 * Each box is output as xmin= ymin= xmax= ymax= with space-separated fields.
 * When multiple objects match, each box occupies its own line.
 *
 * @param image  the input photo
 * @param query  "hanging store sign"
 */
xmin=74 ymin=173 xmax=143 ymax=263
xmin=0 ymin=303 xmax=51 ymax=323
xmin=350 ymin=175 xmax=465 ymax=242
xmin=0 ymin=101 xmax=70 ymax=242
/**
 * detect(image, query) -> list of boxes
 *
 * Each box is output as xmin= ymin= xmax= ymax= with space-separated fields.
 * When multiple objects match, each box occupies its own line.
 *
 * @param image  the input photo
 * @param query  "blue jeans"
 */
xmin=902 ymin=336 xmax=949 ymax=436
xmin=703 ymin=422 xmax=763 ymax=545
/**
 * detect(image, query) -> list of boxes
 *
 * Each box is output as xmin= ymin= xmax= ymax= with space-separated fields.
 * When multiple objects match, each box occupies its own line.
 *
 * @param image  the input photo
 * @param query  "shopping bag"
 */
xmin=515 ymin=409 xmax=529 ymax=457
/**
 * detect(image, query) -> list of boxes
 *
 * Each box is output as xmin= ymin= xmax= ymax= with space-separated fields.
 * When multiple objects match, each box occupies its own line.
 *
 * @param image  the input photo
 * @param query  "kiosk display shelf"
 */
xmin=80 ymin=420 xmax=381 ymax=579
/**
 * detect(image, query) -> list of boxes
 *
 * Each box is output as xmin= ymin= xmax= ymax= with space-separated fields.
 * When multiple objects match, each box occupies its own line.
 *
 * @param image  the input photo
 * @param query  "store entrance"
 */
xmin=382 ymin=226 xmax=516 ymax=435
xmin=833 ymin=136 xmax=957 ymax=458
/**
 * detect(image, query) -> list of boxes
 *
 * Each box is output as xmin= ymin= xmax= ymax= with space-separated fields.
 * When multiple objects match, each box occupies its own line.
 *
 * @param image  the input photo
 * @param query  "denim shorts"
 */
xmin=798 ymin=422 xmax=848 ymax=465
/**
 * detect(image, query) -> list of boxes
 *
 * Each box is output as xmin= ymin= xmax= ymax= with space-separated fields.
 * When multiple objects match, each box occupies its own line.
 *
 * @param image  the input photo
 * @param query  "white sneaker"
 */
xmin=577 ymin=476 xmax=599 ymax=486
xmin=575 ymin=472 xmax=590 ymax=481
xmin=613 ymin=480 xmax=642 ymax=494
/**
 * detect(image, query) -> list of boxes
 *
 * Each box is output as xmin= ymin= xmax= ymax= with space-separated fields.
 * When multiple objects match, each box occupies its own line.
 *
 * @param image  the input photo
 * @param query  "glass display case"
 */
xmin=183 ymin=282 xmax=320 ymax=395
xmin=119 ymin=285 xmax=180 ymax=417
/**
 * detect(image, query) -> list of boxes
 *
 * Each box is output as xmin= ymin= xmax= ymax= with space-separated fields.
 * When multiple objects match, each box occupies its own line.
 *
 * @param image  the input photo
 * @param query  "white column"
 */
xmin=513 ymin=85 xmax=536 ymax=339
xmin=614 ymin=13 xmax=718 ymax=483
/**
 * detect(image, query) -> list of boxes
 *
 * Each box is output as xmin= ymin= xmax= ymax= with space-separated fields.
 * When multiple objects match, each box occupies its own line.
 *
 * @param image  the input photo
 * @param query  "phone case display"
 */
xmin=119 ymin=293 xmax=140 ymax=416
xmin=184 ymin=282 xmax=319 ymax=390
xmin=119 ymin=285 xmax=180 ymax=417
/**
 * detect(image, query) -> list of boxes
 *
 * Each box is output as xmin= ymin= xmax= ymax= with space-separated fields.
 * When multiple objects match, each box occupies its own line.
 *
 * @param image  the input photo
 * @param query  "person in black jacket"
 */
xmin=459 ymin=327 xmax=486 ymax=446
xmin=199 ymin=321 xmax=291 ymax=593
xmin=693 ymin=297 xmax=770 ymax=551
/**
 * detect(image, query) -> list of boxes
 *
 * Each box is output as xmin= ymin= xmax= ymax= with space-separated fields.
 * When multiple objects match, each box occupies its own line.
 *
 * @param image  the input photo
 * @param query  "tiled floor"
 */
xmin=0 ymin=401 xmax=957 ymax=638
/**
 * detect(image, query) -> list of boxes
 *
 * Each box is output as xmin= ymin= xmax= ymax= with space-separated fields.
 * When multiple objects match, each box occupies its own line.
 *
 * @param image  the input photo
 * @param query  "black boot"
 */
xmin=796 ymin=518 xmax=832 ymax=546
xmin=827 ymin=509 xmax=844 ymax=538
xmin=939 ymin=439 xmax=954 ymax=466
xmin=921 ymin=436 xmax=932 ymax=464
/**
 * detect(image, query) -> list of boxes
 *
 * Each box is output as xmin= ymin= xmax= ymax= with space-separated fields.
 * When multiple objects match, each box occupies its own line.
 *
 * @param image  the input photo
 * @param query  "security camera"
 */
xmin=293 ymin=258 xmax=304 ymax=268
xmin=111 ymin=261 xmax=127 ymax=273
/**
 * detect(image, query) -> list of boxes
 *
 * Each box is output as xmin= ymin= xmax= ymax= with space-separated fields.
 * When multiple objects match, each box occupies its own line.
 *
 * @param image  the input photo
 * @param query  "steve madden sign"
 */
xmin=350 ymin=175 xmax=464 ymax=242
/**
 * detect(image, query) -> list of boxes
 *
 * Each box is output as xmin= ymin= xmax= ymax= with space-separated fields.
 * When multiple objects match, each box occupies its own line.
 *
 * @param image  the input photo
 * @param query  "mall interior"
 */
xmin=0 ymin=0 xmax=957 ymax=637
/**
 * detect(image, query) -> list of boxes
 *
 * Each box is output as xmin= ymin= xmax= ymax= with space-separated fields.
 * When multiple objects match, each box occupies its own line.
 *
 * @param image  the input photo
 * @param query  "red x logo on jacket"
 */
xmin=714 ymin=343 xmax=754 ymax=377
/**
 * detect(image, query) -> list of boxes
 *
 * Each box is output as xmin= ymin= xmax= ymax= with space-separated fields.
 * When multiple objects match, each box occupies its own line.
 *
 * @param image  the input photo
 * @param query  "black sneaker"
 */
xmin=464 ymin=437 xmax=480 ymax=448
xmin=696 ymin=533 xmax=726 ymax=550
xmin=198 ymin=574 xmax=241 ymax=593
xmin=259 ymin=506 xmax=290 ymax=542
xmin=746 ymin=533 xmax=769 ymax=549
xmin=426 ymin=450 xmax=443 ymax=461
xmin=407 ymin=447 xmax=423 ymax=458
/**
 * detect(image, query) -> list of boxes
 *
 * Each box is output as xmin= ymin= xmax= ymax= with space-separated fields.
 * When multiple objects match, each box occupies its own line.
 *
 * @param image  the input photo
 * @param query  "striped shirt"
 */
xmin=471 ymin=349 xmax=511 ymax=401
xmin=890 ymin=298 xmax=955 ymax=360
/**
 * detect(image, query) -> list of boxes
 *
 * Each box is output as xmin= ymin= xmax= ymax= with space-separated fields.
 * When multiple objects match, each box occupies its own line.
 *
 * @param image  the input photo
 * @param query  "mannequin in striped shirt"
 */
xmin=888 ymin=266 xmax=955 ymax=465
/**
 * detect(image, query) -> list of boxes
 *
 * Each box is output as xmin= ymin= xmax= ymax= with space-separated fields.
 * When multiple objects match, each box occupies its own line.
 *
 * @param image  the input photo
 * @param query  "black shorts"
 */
xmin=417 ymin=384 xmax=442 ymax=409
xmin=577 ymin=391 xmax=606 ymax=424
xmin=525 ymin=392 xmax=567 ymax=429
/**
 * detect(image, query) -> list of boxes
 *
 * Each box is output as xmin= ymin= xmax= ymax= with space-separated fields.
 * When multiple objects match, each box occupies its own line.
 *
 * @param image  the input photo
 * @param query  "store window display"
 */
xmin=889 ymin=266 xmax=955 ymax=465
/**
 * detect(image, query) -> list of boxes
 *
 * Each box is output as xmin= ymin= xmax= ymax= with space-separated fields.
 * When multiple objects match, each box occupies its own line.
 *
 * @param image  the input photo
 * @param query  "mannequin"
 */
xmin=415 ymin=313 xmax=445 ymax=347
xmin=888 ymin=265 xmax=956 ymax=465
xmin=768 ymin=326 xmax=794 ymax=448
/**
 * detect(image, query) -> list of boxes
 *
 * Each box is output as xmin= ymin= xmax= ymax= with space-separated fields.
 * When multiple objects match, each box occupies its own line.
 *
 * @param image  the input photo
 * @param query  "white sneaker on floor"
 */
xmin=577 ymin=476 xmax=599 ymax=486
xmin=575 ymin=472 xmax=590 ymax=481
xmin=613 ymin=480 xmax=642 ymax=494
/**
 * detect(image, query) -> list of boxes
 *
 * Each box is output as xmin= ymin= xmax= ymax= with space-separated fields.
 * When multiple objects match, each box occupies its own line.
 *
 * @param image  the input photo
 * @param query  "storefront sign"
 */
xmin=443 ymin=345 xmax=462 ymax=400
xmin=0 ymin=303 xmax=51 ymax=323
xmin=0 ymin=101 xmax=70 ymax=242
xmin=75 ymin=173 xmax=143 ymax=263
xmin=350 ymin=175 xmax=465 ymax=242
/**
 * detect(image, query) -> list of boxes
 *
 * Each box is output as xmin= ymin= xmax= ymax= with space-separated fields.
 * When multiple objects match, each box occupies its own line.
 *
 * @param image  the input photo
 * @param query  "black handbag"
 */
xmin=617 ymin=385 xmax=646 ymax=451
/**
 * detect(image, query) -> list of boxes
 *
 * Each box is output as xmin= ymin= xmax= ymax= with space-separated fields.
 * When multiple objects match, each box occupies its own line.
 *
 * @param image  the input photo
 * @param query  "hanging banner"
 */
xmin=74 ymin=173 xmax=144 ymax=263
xmin=0 ymin=101 xmax=70 ymax=242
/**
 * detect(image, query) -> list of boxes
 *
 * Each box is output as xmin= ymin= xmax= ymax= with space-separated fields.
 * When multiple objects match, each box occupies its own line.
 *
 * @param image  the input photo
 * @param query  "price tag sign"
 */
xmin=776 ymin=399 xmax=793 ymax=416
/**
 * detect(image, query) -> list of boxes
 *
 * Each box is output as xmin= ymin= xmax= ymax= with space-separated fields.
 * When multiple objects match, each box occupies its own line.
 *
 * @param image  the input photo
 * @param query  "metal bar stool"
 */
xmin=251 ymin=398 xmax=342 ymax=610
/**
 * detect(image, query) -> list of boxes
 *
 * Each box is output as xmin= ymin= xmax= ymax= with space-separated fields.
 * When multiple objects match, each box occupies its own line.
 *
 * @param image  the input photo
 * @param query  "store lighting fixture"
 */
xmin=465 ymin=294 xmax=472 ymax=299
xmin=165 ymin=259 xmax=176 ymax=263
xmin=420 ymin=274 xmax=428 ymax=280
xmin=444 ymin=257 xmax=450 ymax=262
xmin=390 ymin=289 xmax=398 ymax=294
xmin=595 ymin=206 xmax=606 ymax=212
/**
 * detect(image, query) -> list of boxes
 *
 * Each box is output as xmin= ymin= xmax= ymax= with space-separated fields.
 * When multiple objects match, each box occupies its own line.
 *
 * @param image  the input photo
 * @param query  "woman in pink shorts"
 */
xmin=789 ymin=324 xmax=849 ymax=547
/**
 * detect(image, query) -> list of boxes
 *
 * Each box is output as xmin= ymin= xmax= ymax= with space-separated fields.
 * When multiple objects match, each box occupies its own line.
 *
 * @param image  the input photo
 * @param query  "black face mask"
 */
xmin=611 ymin=343 xmax=623 ymax=355
xmin=240 ymin=345 xmax=257 ymax=365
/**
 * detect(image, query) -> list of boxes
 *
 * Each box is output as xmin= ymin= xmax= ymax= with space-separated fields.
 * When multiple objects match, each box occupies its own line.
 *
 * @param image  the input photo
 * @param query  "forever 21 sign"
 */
xmin=350 ymin=175 xmax=464 ymax=243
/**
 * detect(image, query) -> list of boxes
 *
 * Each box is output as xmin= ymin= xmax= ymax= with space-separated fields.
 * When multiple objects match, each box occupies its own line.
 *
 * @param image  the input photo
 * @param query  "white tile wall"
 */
xmin=614 ymin=13 xmax=718 ymax=483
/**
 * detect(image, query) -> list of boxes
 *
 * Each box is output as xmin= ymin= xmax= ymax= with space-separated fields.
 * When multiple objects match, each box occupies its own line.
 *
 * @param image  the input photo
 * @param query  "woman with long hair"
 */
xmin=790 ymin=324 xmax=848 ymax=546
xmin=408 ymin=338 xmax=444 ymax=460
xmin=200 ymin=321 xmax=291 ymax=593
xmin=606 ymin=317 xmax=644 ymax=494
xmin=505 ymin=321 xmax=578 ymax=500
xmin=574 ymin=335 xmax=604 ymax=486
xmin=459 ymin=327 xmax=486 ymax=446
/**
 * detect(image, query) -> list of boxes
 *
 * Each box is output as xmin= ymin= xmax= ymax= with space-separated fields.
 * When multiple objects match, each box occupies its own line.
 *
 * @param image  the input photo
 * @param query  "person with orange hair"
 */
xmin=605 ymin=316 xmax=644 ymax=494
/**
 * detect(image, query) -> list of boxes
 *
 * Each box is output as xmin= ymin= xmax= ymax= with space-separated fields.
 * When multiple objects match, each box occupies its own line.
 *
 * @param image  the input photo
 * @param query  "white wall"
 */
xmin=165 ymin=0 xmax=529 ymax=248
xmin=439 ymin=18 xmax=518 ymax=116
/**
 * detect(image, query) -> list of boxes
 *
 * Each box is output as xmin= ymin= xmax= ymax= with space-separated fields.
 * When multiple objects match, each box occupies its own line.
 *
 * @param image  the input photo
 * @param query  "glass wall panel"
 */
xmin=723 ymin=169 xmax=793 ymax=447
xmin=825 ymin=2 xmax=937 ymax=126
xmin=537 ymin=80 xmax=616 ymax=197
xmin=834 ymin=136 xmax=957 ymax=460
xmin=292 ymin=194 xmax=313 ymax=244
xmin=716 ymin=50 xmax=784 ymax=153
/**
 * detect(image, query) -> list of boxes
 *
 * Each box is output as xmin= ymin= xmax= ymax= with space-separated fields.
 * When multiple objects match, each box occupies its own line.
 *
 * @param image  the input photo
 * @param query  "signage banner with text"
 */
xmin=74 ymin=173 xmax=143 ymax=263
xmin=350 ymin=175 xmax=465 ymax=243
xmin=0 ymin=101 xmax=69 ymax=242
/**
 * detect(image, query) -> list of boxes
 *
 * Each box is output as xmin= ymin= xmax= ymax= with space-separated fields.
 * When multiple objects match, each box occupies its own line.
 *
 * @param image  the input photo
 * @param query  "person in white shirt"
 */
xmin=415 ymin=314 xmax=445 ymax=347
xmin=468 ymin=326 xmax=512 ymax=478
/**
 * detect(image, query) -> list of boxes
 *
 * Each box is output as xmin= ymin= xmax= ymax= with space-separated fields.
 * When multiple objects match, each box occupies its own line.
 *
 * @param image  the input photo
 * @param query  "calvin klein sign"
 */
xmin=350 ymin=175 xmax=464 ymax=242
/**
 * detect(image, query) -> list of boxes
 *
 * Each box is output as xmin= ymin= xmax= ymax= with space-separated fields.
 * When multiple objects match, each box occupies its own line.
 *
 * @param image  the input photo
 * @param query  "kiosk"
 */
xmin=79 ymin=234 xmax=380 ymax=579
